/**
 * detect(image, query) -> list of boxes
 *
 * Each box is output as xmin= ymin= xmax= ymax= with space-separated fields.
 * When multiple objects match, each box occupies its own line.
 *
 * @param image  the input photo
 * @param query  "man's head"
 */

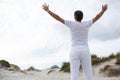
xmin=74 ymin=10 xmax=83 ymax=22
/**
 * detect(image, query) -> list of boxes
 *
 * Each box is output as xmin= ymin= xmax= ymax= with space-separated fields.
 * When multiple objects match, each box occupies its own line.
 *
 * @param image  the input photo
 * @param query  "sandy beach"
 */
xmin=0 ymin=67 xmax=120 ymax=80
xmin=0 ymin=58 xmax=120 ymax=80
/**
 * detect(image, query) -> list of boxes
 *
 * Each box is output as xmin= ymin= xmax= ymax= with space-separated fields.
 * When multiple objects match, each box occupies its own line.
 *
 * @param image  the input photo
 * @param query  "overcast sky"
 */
xmin=0 ymin=0 xmax=120 ymax=69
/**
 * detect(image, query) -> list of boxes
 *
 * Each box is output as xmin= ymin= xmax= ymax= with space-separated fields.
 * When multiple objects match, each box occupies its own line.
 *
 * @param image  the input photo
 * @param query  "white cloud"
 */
xmin=89 ymin=38 xmax=120 ymax=57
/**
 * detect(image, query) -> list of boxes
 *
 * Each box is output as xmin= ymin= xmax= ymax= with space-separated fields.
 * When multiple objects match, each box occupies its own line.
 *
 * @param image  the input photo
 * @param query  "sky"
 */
xmin=0 ymin=0 xmax=120 ymax=69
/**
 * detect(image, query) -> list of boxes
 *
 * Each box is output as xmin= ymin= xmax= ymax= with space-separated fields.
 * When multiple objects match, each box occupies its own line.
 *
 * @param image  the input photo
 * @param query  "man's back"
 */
xmin=65 ymin=20 xmax=93 ymax=46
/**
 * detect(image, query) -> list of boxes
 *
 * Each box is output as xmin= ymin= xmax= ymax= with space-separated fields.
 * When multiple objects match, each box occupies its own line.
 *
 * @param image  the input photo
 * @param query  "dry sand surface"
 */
xmin=0 ymin=68 xmax=120 ymax=80
xmin=0 ymin=59 xmax=120 ymax=80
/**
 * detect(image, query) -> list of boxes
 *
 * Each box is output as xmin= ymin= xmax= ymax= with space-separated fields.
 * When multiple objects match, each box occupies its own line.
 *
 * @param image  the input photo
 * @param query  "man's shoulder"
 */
xmin=82 ymin=20 xmax=93 ymax=27
xmin=64 ymin=20 xmax=74 ymax=26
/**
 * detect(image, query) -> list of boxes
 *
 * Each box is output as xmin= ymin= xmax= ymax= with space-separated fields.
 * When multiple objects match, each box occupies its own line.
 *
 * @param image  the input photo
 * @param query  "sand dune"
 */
xmin=0 ymin=68 xmax=120 ymax=80
xmin=0 ymin=58 xmax=120 ymax=80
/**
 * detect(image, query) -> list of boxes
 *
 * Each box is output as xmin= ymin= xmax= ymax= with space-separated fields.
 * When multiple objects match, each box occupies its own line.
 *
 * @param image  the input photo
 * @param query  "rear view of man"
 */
xmin=42 ymin=3 xmax=108 ymax=80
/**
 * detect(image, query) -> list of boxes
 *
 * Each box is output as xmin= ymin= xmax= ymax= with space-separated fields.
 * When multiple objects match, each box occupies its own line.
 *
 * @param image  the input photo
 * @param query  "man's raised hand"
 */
xmin=102 ymin=4 xmax=108 ymax=12
xmin=42 ymin=3 xmax=49 ymax=12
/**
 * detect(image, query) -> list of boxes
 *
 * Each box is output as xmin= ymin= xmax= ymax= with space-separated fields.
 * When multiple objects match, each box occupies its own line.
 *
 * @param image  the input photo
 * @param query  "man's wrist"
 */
xmin=101 ymin=10 xmax=105 ymax=13
xmin=46 ymin=10 xmax=50 ymax=13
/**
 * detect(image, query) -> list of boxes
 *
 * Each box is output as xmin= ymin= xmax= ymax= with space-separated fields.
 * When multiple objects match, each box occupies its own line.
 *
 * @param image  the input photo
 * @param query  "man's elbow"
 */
xmin=93 ymin=16 xmax=100 ymax=23
xmin=56 ymin=17 xmax=65 ymax=24
xmin=93 ymin=18 xmax=97 ymax=23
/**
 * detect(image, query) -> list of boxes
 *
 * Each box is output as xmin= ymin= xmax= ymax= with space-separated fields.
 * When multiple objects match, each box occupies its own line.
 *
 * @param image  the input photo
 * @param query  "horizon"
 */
xmin=1 ymin=52 xmax=120 ymax=70
xmin=0 ymin=0 xmax=120 ymax=69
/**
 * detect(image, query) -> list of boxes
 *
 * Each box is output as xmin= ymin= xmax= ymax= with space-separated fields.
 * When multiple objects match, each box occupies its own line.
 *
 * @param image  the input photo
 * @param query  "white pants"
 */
xmin=70 ymin=46 xmax=94 ymax=80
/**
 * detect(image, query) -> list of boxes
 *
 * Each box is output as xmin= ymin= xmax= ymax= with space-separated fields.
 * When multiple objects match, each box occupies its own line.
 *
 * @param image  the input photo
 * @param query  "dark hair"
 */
xmin=74 ymin=10 xmax=83 ymax=21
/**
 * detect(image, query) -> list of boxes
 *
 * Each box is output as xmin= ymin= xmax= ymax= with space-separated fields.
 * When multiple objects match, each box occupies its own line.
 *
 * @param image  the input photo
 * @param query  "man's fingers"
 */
xmin=104 ymin=4 xmax=108 ymax=10
xmin=102 ymin=4 xmax=108 ymax=8
xmin=42 ymin=5 xmax=45 ymax=8
xmin=105 ymin=4 xmax=107 ymax=7
xmin=42 ymin=3 xmax=49 ymax=11
xmin=104 ymin=4 xmax=107 ymax=7
xmin=47 ymin=4 xmax=49 ymax=7
xmin=102 ymin=5 xmax=103 ymax=8
xmin=44 ymin=3 xmax=46 ymax=5
xmin=42 ymin=5 xmax=44 ymax=8
xmin=105 ymin=4 xmax=108 ymax=9
xmin=44 ymin=3 xmax=48 ymax=7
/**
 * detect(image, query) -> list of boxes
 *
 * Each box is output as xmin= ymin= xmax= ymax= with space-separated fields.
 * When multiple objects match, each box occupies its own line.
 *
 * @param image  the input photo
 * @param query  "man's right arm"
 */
xmin=42 ymin=3 xmax=64 ymax=24
xmin=93 ymin=4 xmax=108 ymax=23
xmin=46 ymin=10 xmax=65 ymax=24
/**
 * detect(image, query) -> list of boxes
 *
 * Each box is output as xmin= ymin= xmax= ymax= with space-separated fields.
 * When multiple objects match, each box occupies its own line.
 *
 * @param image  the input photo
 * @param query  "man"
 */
xmin=42 ymin=3 xmax=108 ymax=80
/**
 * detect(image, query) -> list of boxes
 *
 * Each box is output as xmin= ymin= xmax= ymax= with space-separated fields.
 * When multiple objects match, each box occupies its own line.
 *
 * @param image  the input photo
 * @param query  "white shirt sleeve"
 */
xmin=64 ymin=20 xmax=73 ymax=28
xmin=86 ymin=20 xmax=93 ymax=27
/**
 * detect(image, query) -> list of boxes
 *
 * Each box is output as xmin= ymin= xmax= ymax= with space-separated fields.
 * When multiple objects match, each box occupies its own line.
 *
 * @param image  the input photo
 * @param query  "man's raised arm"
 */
xmin=93 ymin=4 xmax=108 ymax=23
xmin=42 ymin=3 xmax=64 ymax=24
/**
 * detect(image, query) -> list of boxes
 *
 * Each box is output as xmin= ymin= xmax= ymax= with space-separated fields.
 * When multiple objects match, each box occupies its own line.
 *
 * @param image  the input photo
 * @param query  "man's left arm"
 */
xmin=92 ymin=4 xmax=108 ymax=23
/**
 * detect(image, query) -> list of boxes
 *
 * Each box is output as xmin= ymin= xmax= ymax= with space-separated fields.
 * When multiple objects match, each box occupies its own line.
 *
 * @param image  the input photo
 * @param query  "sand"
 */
xmin=0 ymin=59 xmax=120 ymax=80
xmin=0 ymin=68 xmax=120 ymax=80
